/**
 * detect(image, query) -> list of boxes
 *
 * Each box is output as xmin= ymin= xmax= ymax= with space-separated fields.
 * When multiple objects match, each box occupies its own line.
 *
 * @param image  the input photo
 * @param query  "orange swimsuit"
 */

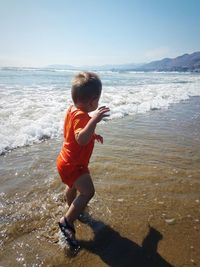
xmin=56 ymin=106 xmax=95 ymax=187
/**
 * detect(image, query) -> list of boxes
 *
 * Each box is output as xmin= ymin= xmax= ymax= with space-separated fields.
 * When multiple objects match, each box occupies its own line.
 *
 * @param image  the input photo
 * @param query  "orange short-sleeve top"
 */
xmin=60 ymin=106 xmax=95 ymax=167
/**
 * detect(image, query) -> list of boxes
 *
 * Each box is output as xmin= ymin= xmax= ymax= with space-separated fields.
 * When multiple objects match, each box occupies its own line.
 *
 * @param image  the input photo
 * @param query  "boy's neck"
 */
xmin=74 ymin=103 xmax=90 ymax=113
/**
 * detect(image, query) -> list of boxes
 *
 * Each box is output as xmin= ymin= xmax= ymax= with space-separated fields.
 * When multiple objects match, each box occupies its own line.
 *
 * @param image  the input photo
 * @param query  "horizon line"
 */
xmin=0 ymin=50 xmax=199 ymax=69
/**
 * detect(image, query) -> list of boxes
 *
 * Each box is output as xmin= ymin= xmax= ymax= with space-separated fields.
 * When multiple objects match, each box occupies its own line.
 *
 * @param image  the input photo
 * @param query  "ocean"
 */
xmin=0 ymin=68 xmax=200 ymax=155
xmin=0 ymin=69 xmax=200 ymax=266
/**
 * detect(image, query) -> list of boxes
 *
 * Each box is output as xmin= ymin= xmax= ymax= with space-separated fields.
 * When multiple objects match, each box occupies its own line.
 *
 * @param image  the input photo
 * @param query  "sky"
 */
xmin=0 ymin=0 xmax=199 ymax=67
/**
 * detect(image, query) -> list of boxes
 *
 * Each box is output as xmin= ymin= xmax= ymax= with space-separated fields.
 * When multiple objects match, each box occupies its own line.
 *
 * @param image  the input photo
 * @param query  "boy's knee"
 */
xmin=85 ymin=188 xmax=95 ymax=200
xmin=87 ymin=188 xmax=95 ymax=199
xmin=90 ymin=188 xmax=95 ymax=199
xmin=75 ymin=173 xmax=95 ymax=200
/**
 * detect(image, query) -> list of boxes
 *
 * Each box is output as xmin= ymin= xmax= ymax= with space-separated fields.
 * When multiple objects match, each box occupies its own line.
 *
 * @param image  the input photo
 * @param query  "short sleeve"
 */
xmin=73 ymin=111 xmax=90 ymax=135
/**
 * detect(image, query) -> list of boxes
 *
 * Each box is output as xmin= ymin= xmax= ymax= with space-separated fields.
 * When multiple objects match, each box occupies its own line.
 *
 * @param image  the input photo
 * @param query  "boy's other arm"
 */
xmin=94 ymin=134 xmax=103 ymax=144
xmin=76 ymin=106 xmax=109 ymax=145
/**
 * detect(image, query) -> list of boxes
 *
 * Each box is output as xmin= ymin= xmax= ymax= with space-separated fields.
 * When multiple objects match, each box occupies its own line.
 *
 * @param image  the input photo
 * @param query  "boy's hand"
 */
xmin=92 ymin=106 xmax=110 ymax=123
xmin=76 ymin=106 xmax=109 ymax=145
xmin=95 ymin=134 xmax=103 ymax=144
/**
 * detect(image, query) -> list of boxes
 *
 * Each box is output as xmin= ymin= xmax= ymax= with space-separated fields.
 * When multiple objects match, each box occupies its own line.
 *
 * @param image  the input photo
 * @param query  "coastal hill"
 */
xmin=47 ymin=51 xmax=200 ymax=72
xmin=138 ymin=51 xmax=200 ymax=72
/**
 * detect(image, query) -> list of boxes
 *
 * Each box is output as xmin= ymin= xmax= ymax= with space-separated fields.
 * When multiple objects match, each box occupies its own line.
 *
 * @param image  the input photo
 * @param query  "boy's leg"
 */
xmin=60 ymin=173 xmax=95 ymax=227
xmin=64 ymin=185 xmax=77 ymax=207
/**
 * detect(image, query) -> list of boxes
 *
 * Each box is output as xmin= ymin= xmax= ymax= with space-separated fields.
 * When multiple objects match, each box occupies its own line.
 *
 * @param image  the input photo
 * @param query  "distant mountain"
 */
xmin=138 ymin=51 xmax=200 ymax=72
xmin=47 ymin=51 xmax=200 ymax=72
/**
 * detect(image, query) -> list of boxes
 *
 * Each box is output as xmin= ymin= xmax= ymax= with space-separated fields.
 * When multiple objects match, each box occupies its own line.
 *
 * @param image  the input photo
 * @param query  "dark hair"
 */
xmin=71 ymin=72 xmax=102 ymax=104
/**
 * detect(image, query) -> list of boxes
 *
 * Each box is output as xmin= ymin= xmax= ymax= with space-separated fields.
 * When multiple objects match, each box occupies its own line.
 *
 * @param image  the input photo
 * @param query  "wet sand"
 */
xmin=0 ymin=97 xmax=200 ymax=267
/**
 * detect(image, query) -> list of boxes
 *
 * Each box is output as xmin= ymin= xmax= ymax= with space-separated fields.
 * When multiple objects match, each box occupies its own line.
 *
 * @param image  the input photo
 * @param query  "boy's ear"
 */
xmin=89 ymin=97 xmax=97 ymax=106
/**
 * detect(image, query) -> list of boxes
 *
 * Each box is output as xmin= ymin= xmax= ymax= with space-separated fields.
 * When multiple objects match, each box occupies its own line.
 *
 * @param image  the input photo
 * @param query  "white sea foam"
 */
xmin=0 ymin=70 xmax=200 ymax=154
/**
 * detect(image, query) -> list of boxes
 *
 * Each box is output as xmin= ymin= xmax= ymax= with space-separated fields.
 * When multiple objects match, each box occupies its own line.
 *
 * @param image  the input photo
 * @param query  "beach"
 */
xmin=0 ymin=95 xmax=199 ymax=267
xmin=1 ymin=0 xmax=200 ymax=265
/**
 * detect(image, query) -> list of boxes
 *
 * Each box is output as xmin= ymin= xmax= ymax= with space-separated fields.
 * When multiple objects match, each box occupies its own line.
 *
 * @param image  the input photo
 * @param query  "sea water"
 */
xmin=0 ymin=69 xmax=200 ymax=266
xmin=0 ymin=68 xmax=200 ymax=155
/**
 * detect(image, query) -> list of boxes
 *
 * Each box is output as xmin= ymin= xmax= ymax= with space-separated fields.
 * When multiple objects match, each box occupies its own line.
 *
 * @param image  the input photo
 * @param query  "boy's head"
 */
xmin=71 ymin=72 xmax=102 ymax=109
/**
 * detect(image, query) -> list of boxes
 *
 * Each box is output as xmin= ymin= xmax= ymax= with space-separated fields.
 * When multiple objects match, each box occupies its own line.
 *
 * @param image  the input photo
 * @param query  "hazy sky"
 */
xmin=0 ymin=0 xmax=199 ymax=67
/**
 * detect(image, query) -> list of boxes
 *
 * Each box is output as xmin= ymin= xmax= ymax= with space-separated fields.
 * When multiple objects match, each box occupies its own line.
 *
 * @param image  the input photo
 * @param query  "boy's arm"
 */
xmin=75 ymin=106 xmax=109 ymax=145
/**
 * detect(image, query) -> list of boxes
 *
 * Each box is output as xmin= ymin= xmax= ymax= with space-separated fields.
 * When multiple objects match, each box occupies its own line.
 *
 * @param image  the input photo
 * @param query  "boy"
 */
xmin=56 ymin=72 xmax=109 ymax=248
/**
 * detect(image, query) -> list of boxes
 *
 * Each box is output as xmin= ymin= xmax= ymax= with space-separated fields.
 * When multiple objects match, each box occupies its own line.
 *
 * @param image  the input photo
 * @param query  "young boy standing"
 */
xmin=56 ymin=72 xmax=109 ymax=248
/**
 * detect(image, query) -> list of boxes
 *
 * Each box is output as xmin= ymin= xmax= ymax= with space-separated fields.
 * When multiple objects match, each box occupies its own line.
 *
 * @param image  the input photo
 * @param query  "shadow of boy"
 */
xmin=78 ymin=215 xmax=173 ymax=267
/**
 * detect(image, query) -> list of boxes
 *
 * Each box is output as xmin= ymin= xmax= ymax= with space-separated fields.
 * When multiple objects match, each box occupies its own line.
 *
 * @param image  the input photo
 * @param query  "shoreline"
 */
xmin=0 ymin=97 xmax=200 ymax=266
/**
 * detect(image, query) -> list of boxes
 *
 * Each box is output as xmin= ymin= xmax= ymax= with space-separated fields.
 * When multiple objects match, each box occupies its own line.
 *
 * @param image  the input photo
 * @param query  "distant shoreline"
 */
xmin=1 ymin=66 xmax=200 ymax=73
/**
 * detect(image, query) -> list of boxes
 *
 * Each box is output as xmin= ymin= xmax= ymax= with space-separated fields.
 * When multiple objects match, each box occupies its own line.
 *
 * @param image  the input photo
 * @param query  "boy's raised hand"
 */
xmin=77 ymin=106 xmax=109 ymax=145
xmin=92 ymin=106 xmax=110 ymax=123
